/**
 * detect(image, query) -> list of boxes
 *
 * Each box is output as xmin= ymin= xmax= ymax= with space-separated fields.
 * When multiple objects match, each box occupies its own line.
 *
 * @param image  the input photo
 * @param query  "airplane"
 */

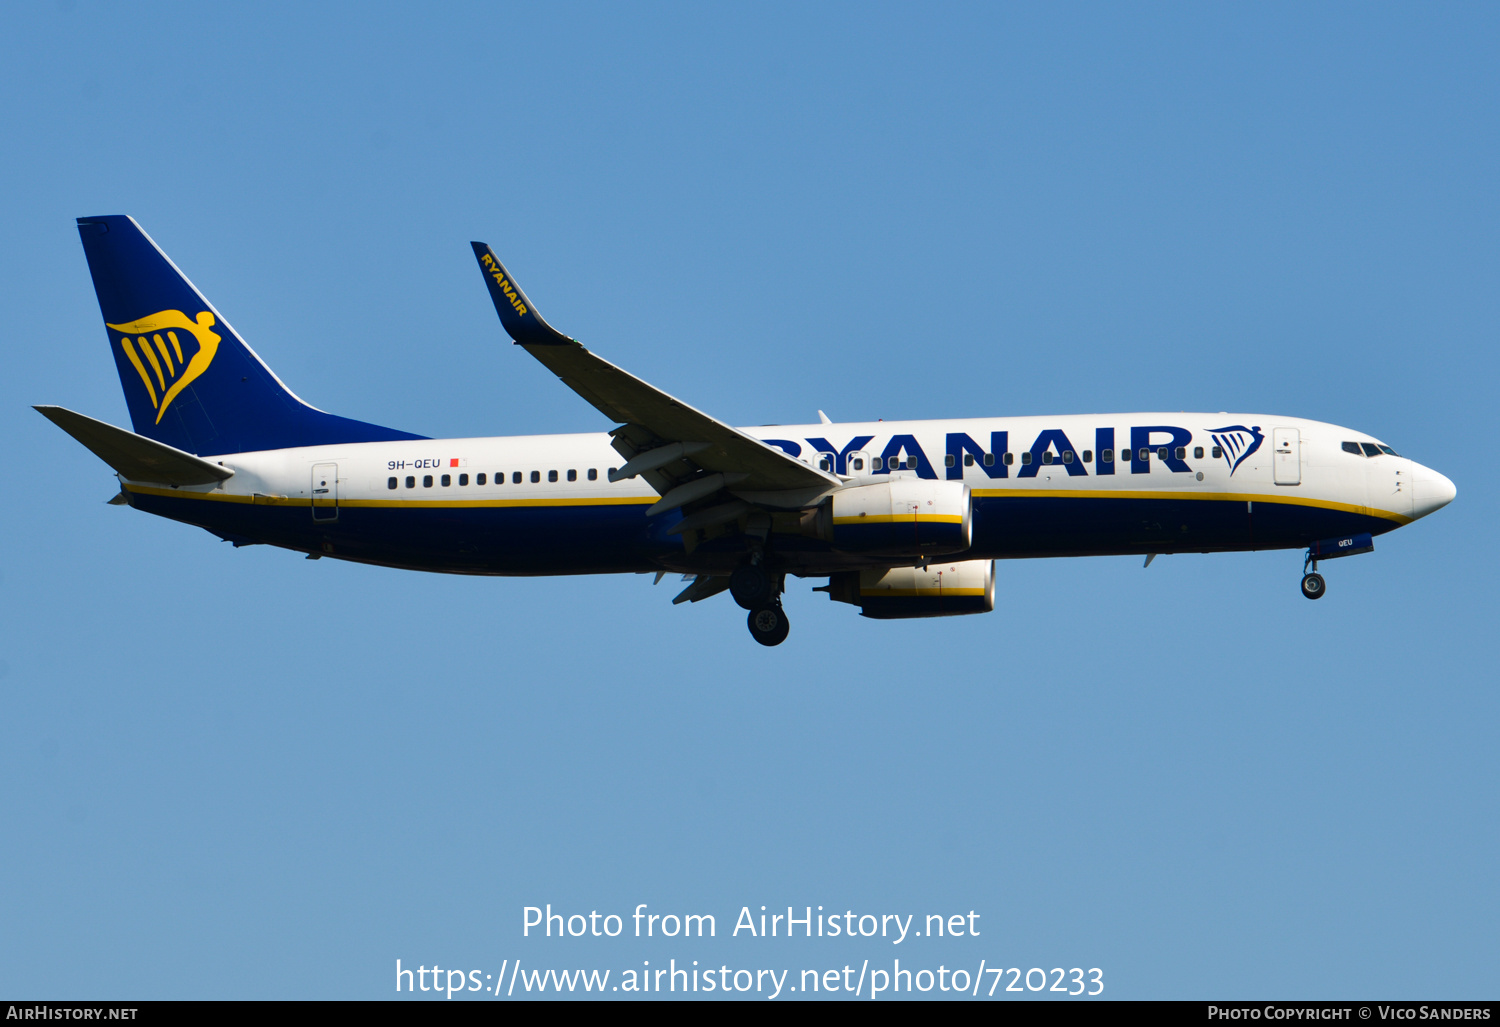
xmin=39 ymin=215 xmax=1457 ymax=646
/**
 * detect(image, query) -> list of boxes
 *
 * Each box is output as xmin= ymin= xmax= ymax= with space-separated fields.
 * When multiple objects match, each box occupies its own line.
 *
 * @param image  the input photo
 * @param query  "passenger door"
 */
xmin=1273 ymin=428 xmax=1300 ymax=486
xmin=311 ymin=462 xmax=339 ymax=521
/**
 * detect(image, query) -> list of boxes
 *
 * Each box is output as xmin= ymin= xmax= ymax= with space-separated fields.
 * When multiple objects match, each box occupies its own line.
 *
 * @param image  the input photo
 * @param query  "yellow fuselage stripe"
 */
xmin=122 ymin=484 xmax=1410 ymax=525
xmin=123 ymin=485 xmax=657 ymax=508
xmin=862 ymin=588 xmax=987 ymax=597
xmin=832 ymin=514 xmax=964 ymax=525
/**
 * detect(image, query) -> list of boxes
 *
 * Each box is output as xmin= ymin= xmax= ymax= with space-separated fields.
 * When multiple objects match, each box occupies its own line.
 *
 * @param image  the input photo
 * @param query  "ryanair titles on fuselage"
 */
xmin=759 ymin=422 xmax=1264 ymax=480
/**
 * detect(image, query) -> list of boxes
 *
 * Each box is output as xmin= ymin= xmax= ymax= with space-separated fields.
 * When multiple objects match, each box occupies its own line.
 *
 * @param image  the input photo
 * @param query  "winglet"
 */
xmin=469 ymin=243 xmax=573 ymax=346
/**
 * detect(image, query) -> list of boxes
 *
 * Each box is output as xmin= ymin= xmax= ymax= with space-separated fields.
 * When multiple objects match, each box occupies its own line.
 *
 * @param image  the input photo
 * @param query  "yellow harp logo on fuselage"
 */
xmin=107 ymin=310 xmax=222 ymax=424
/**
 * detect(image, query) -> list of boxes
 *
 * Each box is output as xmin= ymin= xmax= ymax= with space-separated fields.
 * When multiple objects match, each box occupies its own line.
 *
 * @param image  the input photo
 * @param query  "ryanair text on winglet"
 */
xmin=480 ymin=254 xmax=528 ymax=317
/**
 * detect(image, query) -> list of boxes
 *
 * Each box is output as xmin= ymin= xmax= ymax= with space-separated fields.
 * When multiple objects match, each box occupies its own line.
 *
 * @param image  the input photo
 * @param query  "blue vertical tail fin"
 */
xmin=76 ymin=215 xmax=425 ymax=456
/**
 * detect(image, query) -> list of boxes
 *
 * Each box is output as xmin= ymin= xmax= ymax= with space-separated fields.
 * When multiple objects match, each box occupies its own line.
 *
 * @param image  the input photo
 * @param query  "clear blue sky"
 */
xmin=2 ymin=1 xmax=1495 ymax=1000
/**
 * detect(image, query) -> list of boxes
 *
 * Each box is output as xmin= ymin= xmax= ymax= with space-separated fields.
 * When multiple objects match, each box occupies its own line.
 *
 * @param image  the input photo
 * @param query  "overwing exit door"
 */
xmin=1273 ymin=429 xmax=1300 ymax=486
xmin=312 ymin=462 xmax=339 ymax=521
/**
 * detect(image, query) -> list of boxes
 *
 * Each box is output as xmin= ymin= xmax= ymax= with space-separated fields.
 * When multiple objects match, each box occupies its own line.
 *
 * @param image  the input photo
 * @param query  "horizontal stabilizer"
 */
xmin=35 ymin=405 xmax=234 ymax=486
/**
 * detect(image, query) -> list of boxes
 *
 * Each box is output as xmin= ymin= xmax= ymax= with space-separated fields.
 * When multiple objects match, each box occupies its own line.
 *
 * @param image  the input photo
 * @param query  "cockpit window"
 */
xmin=1361 ymin=443 xmax=1382 ymax=457
xmin=1342 ymin=442 xmax=1363 ymax=455
xmin=1378 ymin=445 xmax=1399 ymax=456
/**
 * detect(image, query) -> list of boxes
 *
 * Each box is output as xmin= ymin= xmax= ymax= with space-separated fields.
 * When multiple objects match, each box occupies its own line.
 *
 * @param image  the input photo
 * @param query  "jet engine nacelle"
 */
xmin=814 ymin=479 xmax=972 ymax=556
xmin=819 ymin=559 xmax=995 ymax=619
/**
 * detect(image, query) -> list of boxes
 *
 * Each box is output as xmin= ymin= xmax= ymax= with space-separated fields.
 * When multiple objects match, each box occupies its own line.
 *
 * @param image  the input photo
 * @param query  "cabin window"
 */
xmin=819 ymin=457 xmax=832 ymax=471
xmin=567 ymin=469 xmax=577 ymax=481
xmin=1139 ymin=448 xmax=1150 ymax=461
xmin=1194 ymin=446 xmax=1204 ymax=459
xmin=944 ymin=454 xmax=956 ymax=468
xmin=1042 ymin=451 xmax=1053 ymax=464
xmin=608 ymin=468 xmax=617 ymax=477
xmin=964 ymin=454 xmax=974 ymax=467
xmin=1061 ymin=450 xmax=1073 ymax=464
xmin=1082 ymin=450 xmax=1092 ymax=462
xmin=477 ymin=473 xmax=486 ymax=485
xmin=459 ymin=474 xmax=469 ymax=486
xmin=1174 ymin=447 xmax=1186 ymax=460
xmin=1101 ymin=449 xmax=1113 ymax=463
xmin=588 ymin=468 xmax=598 ymax=480
xmin=405 ymin=476 xmax=415 ymax=489
xmin=439 ymin=474 xmax=450 ymax=487
xmin=1361 ymin=443 xmax=1381 ymax=457
xmin=984 ymin=452 xmax=995 ymax=466
xmin=423 ymin=475 xmax=433 ymax=488
xmin=1021 ymin=452 xmax=1033 ymax=465
xmin=387 ymin=477 xmax=397 ymax=490
xmin=1004 ymin=452 xmax=1014 ymax=465
xmin=530 ymin=471 xmax=540 ymax=483
xmin=1157 ymin=447 xmax=1168 ymax=461
xmin=852 ymin=458 xmax=864 ymax=471
xmin=547 ymin=470 xmax=558 ymax=482
xmin=1212 ymin=446 xmax=1223 ymax=459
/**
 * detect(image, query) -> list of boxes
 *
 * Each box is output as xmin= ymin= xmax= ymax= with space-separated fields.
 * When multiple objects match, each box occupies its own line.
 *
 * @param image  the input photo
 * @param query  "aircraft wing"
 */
xmin=470 ymin=243 xmax=836 ymax=509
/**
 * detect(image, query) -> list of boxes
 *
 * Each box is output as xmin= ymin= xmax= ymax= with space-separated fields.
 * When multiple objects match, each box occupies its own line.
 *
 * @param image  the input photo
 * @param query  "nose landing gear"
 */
xmin=1301 ymin=549 xmax=1328 ymax=600
xmin=1298 ymin=532 xmax=1377 ymax=600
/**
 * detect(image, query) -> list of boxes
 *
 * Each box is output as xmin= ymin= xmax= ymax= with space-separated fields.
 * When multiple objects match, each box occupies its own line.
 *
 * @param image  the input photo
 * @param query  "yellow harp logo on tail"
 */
xmin=107 ymin=310 xmax=222 ymax=424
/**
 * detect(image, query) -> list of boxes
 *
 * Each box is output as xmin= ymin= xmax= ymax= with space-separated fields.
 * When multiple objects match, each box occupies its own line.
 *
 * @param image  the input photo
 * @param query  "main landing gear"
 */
xmin=747 ymin=602 xmax=790 ymax=646
xmin=732 ymin=562 xmax=790 ymax=646
xmin=730 ymin=564 xmax=774 ymax=609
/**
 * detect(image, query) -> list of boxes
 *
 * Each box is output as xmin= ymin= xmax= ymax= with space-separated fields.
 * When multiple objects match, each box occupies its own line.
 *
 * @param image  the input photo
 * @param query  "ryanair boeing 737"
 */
xmin=39 ymin=216 xmax=1456 ymax=645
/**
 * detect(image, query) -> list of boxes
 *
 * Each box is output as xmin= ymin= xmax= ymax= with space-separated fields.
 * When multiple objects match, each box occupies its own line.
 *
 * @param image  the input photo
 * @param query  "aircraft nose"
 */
xmin=1411 ymin=464 xmax=1457 ymax=519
